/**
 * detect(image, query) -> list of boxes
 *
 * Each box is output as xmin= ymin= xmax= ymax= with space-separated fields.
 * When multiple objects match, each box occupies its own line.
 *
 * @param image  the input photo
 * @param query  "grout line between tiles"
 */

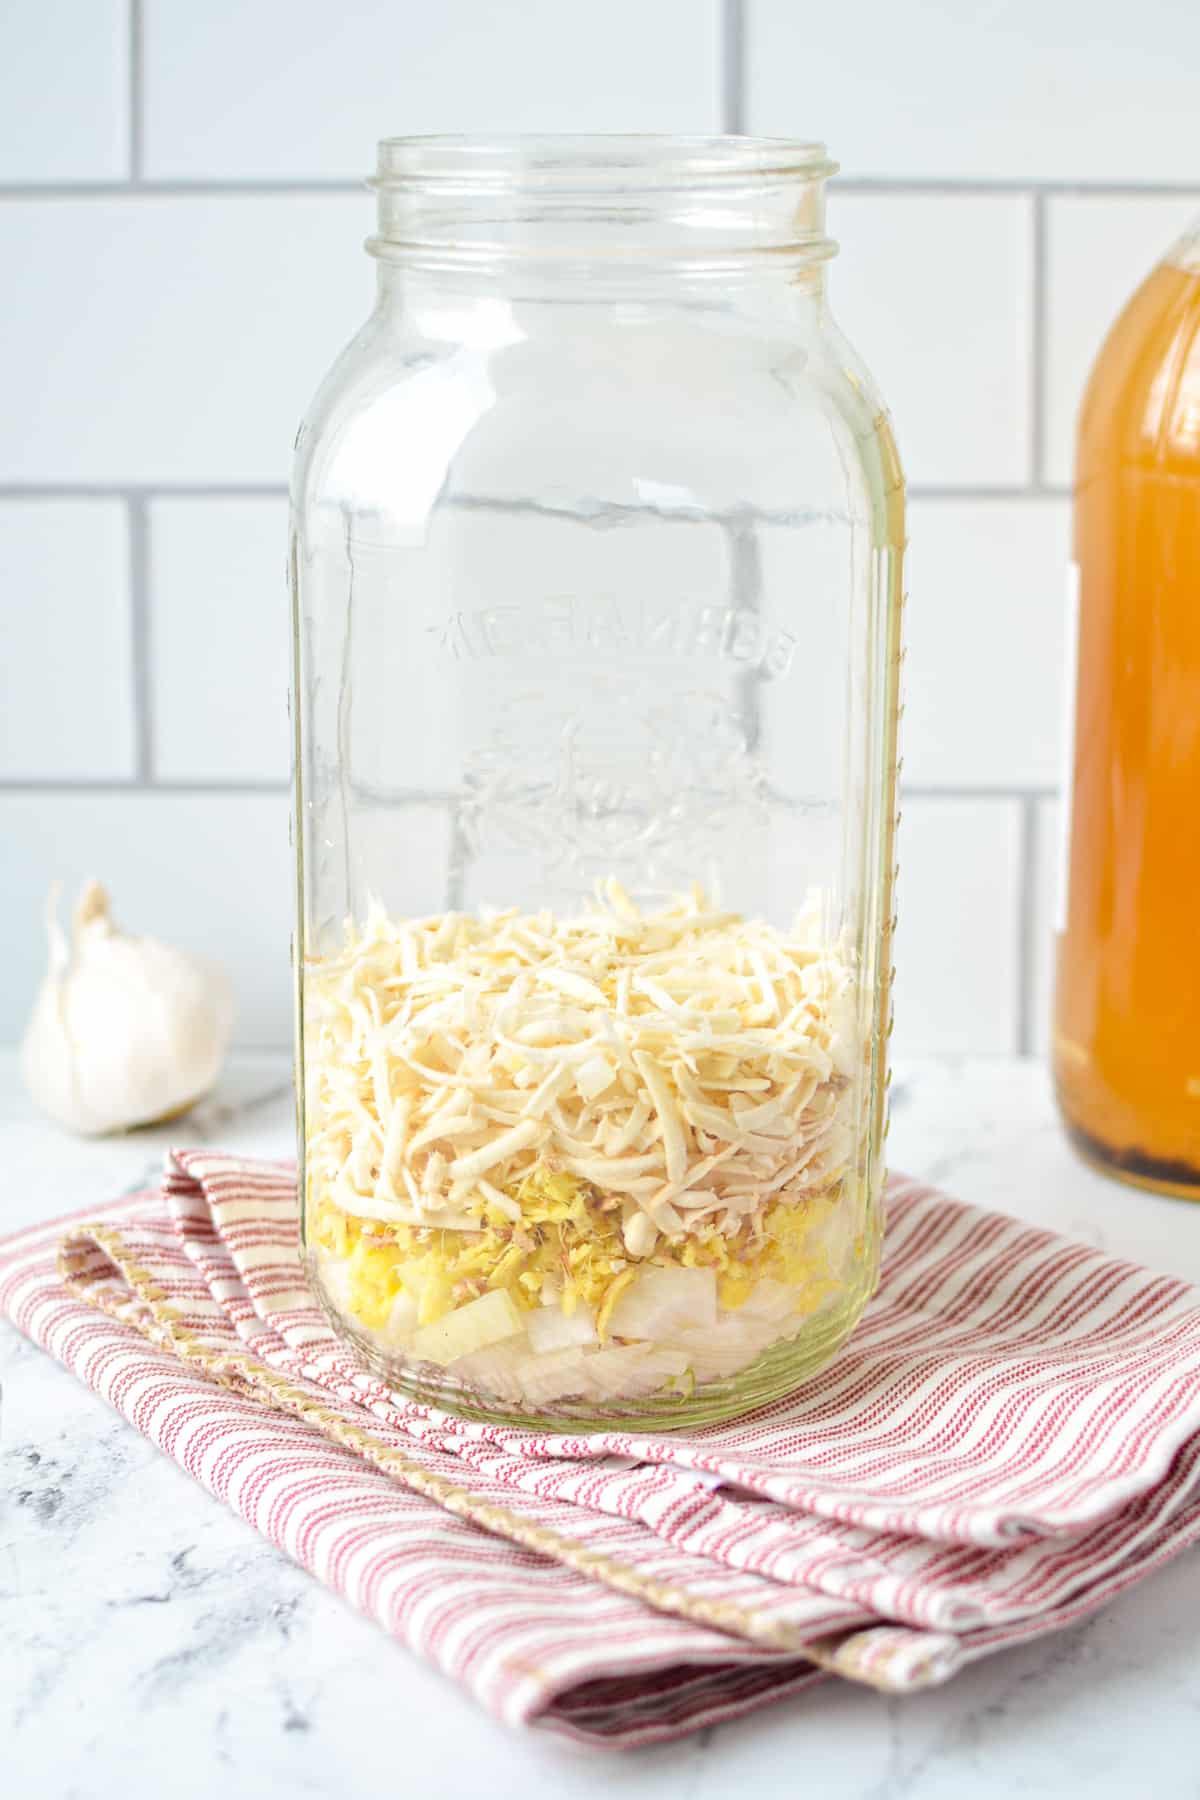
xmin=0 ymin=180 xmax=366 ymax=199
xmin=902 ymin=784 xmax=1057 ymax=801
xmin=127 ymin=494 xmax=153 ymax=781
xmin=128 ymin=0 xmax=144 ymax=182
xmin=444 ymin=804 xmax=469 ymax=911
xmin=1015 ymin=793 xmax=1040 ymax=1056
xmin=0 ymin=483 xmax=290 ymax=501
xmin=834 ymin=178 xmax=1200 ymax=198
xmin=1030 ymin=191 xmax=1049 ymax=489
xmin=0 ymin=779 xmax=291 ymax=796
xmin=728 ymin=520 xmax=763 ymax=751
xmin=906 ymin=485 xmax=1070 ymax=503
xmin=721 ymin=0 xmax=746 ymax=136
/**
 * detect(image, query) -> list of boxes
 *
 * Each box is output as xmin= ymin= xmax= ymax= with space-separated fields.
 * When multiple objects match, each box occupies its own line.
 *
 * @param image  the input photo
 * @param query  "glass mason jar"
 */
xmin=291 ymin=137 xmax=905 ymax=1428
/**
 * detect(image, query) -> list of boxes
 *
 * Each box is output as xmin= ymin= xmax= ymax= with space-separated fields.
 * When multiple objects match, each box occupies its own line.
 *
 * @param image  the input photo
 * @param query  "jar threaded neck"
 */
xmin=367 ymin=134 xmax=837 ymax=271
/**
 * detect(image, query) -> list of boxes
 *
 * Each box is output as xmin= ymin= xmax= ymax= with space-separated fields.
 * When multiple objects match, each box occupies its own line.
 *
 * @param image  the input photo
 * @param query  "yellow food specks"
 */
xmin=342 ymin=1236 xmax=402 ymax=1329
xmin=485 ymin=1243 xmax=528 ymax=1291
xmin=314 ymin=1167 xmax=846 ymax=1342
xmin=717 ymin=1264 xmax=758 ymax=1310
xmin=596 ymin=1268 xmax=637 ymax=1342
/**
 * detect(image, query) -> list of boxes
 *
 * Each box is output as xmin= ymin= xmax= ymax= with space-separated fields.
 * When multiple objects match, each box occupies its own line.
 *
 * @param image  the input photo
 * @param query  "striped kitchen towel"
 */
xmin=3 ymin=1156 xmax=1200 ymax=1747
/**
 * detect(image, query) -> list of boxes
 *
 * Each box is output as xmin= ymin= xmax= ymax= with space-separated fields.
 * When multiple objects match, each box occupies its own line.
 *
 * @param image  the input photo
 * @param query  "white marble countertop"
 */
xmin=3 ymin=1052 xmax=1199 ymax=1799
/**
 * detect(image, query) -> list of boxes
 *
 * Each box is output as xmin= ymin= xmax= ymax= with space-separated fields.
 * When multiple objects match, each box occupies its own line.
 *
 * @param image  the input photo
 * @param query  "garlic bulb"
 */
xmin=21 ymin=880 xmax=235 ymax=1136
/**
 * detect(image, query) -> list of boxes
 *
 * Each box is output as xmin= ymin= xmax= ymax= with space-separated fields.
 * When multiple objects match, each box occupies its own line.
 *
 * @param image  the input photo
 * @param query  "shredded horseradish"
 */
xmin=304 ymin=881 xmax=865 ymax=1408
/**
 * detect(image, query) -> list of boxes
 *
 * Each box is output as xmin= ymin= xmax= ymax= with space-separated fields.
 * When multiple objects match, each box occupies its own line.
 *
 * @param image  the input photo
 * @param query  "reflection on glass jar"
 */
xmin=291 ymin=136 xmax=905 ymax=1427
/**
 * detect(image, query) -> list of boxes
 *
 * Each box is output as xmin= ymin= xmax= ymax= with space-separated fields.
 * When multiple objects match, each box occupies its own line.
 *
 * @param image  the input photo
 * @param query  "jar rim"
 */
xmin=371 ymin=134 xmax=838 ymax=194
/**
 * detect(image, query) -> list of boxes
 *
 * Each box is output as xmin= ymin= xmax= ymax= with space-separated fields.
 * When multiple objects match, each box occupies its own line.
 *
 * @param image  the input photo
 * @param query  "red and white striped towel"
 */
xmin=3 ymin=1155 xmax=1200 ymax=1747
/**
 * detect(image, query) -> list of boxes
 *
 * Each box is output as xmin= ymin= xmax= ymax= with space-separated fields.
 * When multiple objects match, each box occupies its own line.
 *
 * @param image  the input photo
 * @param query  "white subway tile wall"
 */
xmin=1 ymin=501 xmax=134 ymax=780
xmin=0 ymin=196 xmax=367 ymax=484
xmin=2 ymin=2 xmax=1196 ymax=1052
xmin=892 ymin=800 xmax=1023 ymax=1057
xmin=746 ymin=0 xmax=1200 ymax=184
xmin=0 ymin=0 xmax=129 ymax=182
xmin=833 ymin=193 xmax=1034 ymax=488
xmin=902 ymin=498 xmax=1071 ymax=789
xmin=142 ymin=0 xmax=722 ymax=179
xmin=148 ymin=499 xmax=291 ymax=783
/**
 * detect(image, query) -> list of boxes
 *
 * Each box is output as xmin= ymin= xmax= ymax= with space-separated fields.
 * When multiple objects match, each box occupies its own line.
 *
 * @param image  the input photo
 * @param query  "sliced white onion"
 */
xmin=382 ymin=1289 xmax=420 ymax=1347
xmin=516 ymin=1345 xmax=594 ymax=1404
xmin=583 ymin=1344 xmax=690 ymax=1400
xmin=740 ymin=1277 xmax=798 ymax=1323
xmin=408 ymin=1288 xmax=524 ymax=1368
xmin=449 ymin=1341 xmax=527 ymax=1403
xmin=668 ymin=1316 xmax=781 ymax=1381
xmin=525 ymin=1302 xmax=598 ymax=1354
xmin=608 ymin=1265 xmax=717 ymax=1340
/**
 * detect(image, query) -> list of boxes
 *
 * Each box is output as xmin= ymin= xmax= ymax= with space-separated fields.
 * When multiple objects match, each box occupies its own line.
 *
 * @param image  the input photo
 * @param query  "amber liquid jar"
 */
xmin=1053 ymin=225 xmax=1200 ymax=1199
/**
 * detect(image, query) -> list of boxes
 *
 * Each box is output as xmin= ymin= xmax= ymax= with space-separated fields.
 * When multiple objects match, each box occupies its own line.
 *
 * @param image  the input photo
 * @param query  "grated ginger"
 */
xmin=304 ymin=880 xmax=866 ymax=1401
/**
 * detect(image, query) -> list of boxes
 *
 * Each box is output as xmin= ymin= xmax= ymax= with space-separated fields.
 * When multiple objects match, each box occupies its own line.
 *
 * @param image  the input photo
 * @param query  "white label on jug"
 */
xmin=1054 ymin=563 xmax=1081 ymax=935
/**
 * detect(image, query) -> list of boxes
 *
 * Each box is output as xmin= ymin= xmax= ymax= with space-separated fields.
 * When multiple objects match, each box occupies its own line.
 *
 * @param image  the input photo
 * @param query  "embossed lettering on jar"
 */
xmin=290 ymin=137 xmax=905 ymax=1427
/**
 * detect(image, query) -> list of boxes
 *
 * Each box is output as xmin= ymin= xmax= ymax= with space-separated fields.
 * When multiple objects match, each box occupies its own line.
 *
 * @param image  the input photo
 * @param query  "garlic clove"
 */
xmin=21 ymin=880 xmax=235 ymax=1136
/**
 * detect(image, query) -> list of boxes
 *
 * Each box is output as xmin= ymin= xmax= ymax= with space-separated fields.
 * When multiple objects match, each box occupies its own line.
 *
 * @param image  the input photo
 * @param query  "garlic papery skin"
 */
xmin=21 ymin=880 xmax=235 ymax=1136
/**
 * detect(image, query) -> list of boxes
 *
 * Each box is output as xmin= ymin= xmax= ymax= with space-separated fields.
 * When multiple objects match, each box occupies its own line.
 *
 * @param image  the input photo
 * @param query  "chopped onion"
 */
xmin=516 ymin=1345 xmax=594 ymax=1404
xmin=583 ymin=1344 xmax=690 ymax=1400
xmin=382 ymin=1290 xmax=419 ymax=1346
xmin=409 ymin=1288 xmax=523 ymax=1367
xmin=608 ymin=1265 xmax=717 ymax=1340
xmin=669 ymin=1317 xmax=781 ymax=1381
xmin=449 ymin=1341 xmax=527 ymax=1403
xmin=526 ymin=1302 xmax=598 ymax=1354
xmin=741 ymin=1277 xmax=799 ymax=1323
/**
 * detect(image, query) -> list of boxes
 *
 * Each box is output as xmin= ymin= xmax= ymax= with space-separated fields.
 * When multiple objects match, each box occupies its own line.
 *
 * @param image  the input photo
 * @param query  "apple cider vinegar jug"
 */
xmin=1054 ymin=223 xmax=1200 ymax=1198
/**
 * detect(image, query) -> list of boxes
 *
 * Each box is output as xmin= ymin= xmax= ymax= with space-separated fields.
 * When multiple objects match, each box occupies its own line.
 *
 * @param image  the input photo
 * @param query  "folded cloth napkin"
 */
xmin=4 ymin=1157 xmax=1200 ymax=1748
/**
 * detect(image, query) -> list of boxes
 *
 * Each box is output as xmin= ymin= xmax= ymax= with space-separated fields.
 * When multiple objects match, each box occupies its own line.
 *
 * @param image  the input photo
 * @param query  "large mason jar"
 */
xmin=291 ymin=136 xmax=905 ymax=1427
